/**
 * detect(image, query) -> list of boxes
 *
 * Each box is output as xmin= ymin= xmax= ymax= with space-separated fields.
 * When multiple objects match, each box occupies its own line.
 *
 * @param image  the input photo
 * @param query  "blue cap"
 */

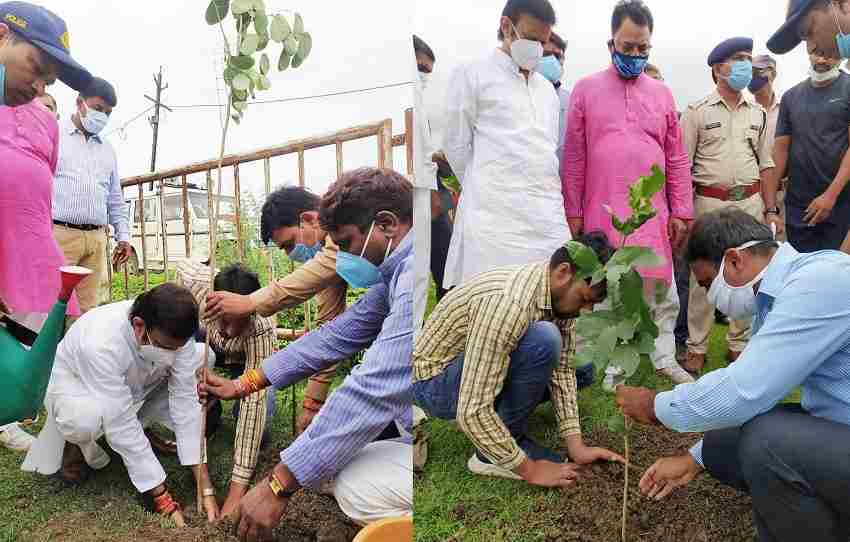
xmin=708 ymin=37 xmax=754 ymax=66
xmin=768 ymin=0 xmax=817 ymax=54
xmin=0 ymin=2 xmax=92 ymax=91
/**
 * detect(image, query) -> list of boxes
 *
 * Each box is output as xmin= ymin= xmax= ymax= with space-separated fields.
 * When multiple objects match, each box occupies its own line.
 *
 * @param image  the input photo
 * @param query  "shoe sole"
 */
xmin=467 ymin=454 xmax=523 ymax=480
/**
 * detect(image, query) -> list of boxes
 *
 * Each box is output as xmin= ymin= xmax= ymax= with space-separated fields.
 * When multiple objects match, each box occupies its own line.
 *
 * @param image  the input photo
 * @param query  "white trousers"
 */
xmin=412 ymin=186 xmax=433 ymax=339
xmin=332 ymin=440 xmax=413 ymax=526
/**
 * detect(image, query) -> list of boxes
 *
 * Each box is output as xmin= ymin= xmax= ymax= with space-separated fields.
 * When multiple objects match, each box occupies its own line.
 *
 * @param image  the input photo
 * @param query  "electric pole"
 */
xmin=145 ymin=66 xmax=173 ymax=189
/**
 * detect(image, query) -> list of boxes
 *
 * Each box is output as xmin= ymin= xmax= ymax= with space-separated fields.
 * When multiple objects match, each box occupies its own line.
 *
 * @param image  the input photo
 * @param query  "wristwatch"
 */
xmin=268 ymin=471 xmax=298 ymax=499
xmin=764 ymin=206 xmax=780 ymax=215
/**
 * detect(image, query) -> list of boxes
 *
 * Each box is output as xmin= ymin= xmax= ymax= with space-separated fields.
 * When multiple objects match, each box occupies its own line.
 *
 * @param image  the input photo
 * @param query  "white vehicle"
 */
xmin=123 ymin=183 xmax=237 ymax=273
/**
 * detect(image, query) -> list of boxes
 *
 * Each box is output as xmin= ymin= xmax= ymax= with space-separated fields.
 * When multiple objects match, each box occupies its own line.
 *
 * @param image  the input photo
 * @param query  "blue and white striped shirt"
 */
xmin=262 ymin=234 xmax=413 ymax=488
xmin=655 ymin=243 xmax=850 ymax=465
xmin=52 ymin=119 xmax=129 ymax=242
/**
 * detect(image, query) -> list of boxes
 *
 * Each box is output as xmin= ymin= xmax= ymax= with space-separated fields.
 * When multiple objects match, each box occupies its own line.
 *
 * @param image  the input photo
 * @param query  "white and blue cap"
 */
xmin=0 ymin=1 xmax=92 ymax=91
xmin=768 ymin=0 xmax=820 ymax=54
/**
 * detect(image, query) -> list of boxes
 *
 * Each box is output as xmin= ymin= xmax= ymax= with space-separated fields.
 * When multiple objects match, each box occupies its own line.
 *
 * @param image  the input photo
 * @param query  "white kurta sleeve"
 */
xmin=168 ymin=341 xmax=204 ymax=466
xmin=443 ymin=63 xmax=477 ymax=184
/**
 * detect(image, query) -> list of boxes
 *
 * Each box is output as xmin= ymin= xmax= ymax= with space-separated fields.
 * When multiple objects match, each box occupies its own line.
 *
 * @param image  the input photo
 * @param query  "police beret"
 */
xmin=708 ymin=37 xmax=754 ymax=66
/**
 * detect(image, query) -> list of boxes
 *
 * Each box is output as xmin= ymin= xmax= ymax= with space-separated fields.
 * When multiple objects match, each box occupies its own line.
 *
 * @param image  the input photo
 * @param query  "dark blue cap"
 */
xmin=0 ymin=2 xmax=92 ymax=91
xmin=708 ymin=37 xmax=754 ymax=66
xmin=768 ymin=0 xmax=818 ymax=54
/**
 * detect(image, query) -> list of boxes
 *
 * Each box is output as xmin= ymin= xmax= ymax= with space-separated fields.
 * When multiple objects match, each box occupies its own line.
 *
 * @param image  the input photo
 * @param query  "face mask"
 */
xmin=832 ymin=3 xmax=850 ymax=59
xmin=80 ymin=101 xmax=109 ymax=134
xmin=810 ymin=63 xmax=841 ymax=84
xmin=707 ymin=240 xmax=770 ymax=320
xmin=723 ymin=60 xmax=753 ymax=92
xmin=748 ymin=75 xmax=769 ymax=93
xmin=335 ymin=221 xmax=393 ymax=289
xmin=611 ymin=50 xmax=648 ymax=79
xmin=139 ymin=330 xmax=178 ymax=368
xmin=289 ymin=227 xmax=322 ymax=263
xmin=535 ymin=54 xmax=563 ymax=83
xmin=509 ymin=23 xmax=543 ymax=70
xmin=418 ymin=71 xmax=431 ymax=89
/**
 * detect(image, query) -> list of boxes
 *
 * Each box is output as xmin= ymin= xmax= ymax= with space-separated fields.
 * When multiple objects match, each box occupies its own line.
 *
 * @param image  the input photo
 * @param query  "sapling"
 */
xmin=565 ymin=165 xmax=667 ymax=542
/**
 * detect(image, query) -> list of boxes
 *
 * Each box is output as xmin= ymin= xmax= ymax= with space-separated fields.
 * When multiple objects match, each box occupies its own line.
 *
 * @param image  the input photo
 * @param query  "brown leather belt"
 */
xmin=53 ymin=220 xmax=101 ymax=231
xmin=695 ymin=182 xmax=761 ymax=202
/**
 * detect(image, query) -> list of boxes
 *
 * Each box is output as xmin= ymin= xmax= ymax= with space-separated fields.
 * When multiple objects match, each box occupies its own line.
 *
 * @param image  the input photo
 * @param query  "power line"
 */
xmin=104 ymin=105 xmax=155 ymax=137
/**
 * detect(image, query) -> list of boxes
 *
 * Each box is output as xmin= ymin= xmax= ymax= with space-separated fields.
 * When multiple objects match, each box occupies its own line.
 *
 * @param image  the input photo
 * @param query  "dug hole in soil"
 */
xmin=454 ymin=425 xmax=757 ymax=542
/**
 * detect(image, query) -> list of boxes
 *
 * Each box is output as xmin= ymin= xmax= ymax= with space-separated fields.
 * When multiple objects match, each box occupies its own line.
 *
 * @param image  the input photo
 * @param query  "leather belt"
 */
xmin=695 ymin=182 xmax=761 ymax=202
xmin=53 ymin=220 xmax=102 ymax=231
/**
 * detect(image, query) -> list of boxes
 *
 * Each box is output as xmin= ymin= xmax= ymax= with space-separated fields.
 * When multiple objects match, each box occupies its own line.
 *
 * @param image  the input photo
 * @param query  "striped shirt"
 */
xmin=175 ymin=259 xmax=277 ymax=485
xmin=413 ymin=262 xmax=580 ymax=470
xmin=261 ymin=234 xmax=413 ymax=489
xmin=654 ymin=244 xmax=850 ymax=465
xmin=52 ymin=119 xmax=129 ymax=242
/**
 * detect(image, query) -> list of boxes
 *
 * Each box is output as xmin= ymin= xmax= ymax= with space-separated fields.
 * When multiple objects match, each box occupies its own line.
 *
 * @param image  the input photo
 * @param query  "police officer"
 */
xmin=680 ymin=37 xmax=776 ymax=375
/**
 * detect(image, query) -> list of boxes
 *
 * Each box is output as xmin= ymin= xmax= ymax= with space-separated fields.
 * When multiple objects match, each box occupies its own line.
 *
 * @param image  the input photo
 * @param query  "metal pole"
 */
xmin=145 ymin=67 xmax=172 ymax=190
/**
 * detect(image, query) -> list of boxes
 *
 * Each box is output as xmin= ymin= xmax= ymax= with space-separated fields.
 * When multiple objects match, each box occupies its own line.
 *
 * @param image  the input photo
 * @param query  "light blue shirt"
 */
xmin=52 ymin=119 xmax=129 ymax=242
xmin=556 ymin=83 xmax=571 ymax=177
xmin=262 ymin=234 xmax=413 ymax=488
xmin=655 ymin=243 xmax=850 ymax=466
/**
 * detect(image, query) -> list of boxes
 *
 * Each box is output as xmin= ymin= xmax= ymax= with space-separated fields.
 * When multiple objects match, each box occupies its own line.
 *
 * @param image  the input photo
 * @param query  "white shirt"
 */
xmin=442 ymin=49 xmax=571 ymax=287
xmin=40 ymin=301 xmax=202 ymax=491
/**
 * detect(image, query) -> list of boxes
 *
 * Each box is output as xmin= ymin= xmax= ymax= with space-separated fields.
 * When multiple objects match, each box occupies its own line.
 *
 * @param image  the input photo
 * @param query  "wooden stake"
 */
xmin=622 ymin=416 xmax=632 ymax=542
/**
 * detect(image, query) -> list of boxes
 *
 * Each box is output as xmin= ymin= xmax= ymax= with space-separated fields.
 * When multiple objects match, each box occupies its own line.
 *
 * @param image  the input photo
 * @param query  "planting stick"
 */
xmin=622 ymin=416 xmax=632 ymax=542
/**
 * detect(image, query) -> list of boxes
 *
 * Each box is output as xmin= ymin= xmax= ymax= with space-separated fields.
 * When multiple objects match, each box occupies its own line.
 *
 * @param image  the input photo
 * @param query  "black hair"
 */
xmin=685 ymin=209 xmax=778 ymax=266
xmin=549 ymin=31 xmax=567 ymax=52
xmin=129 ymin=283 xmax=198 ymax=341
xmin=498 ymin=0 xmax=557 ymax=40
xmin=550 ymin=231 xmax=615 ymax=271
xmin=80 ymin=77 xmax=117 ymax=107
xmin=260 ymin=186 xmax=320 ymax=244
xmin=611 ymin=0 xmax=654 ymax=35
xmin=214 ymin=263 xmax=261 ymax=296
xmin=413 ymin=35 xmax=435 ymax=63
xmin=320 ymin=167 xmax=413 ymax=233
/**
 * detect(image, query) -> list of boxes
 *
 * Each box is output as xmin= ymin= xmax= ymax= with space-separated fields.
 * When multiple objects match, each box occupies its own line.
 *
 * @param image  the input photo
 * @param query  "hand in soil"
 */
xmin=639 ymin=453 xmax=703 ymax=500
xmin=569 ymin=444 xmax=626 ymax=466
xmin=171 ymin=509 xmax=187 ymax=528
xmin=221 ymin=482 xmax=249 ymax=519
xmin=522 ymin=459 xmax=586 ymax=488
xmin=204 ymin=495 xmax=221 ymax=523
xmin=236 ymin=478 xmax=288 ymax=541
xmin=615 ymin=385 xmax=659 ymax=425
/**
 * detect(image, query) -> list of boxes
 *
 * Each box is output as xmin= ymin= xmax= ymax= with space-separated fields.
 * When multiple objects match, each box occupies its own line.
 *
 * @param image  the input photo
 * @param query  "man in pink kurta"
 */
xmin=561 ymin=0 xmax=694 ymax=384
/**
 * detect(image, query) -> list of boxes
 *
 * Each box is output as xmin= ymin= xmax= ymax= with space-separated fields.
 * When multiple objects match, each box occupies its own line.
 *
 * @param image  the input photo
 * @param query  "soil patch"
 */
xmin=490 ymin=425 xmax=754 ymax=542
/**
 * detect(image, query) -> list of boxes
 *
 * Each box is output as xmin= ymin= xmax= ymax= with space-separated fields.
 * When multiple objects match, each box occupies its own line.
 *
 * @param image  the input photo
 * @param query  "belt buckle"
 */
xmin=728 ymin=186 xmax=746 ymax=202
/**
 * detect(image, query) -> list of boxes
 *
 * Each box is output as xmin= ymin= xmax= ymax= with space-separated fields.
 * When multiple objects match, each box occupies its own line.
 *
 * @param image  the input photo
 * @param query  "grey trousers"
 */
xmin=703 ymin=405 xmax=850 ymax=542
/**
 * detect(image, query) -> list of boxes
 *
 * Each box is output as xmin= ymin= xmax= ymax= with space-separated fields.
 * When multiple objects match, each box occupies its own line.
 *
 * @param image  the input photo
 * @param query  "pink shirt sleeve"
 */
xmin=662 ymin=95 xmax=694 ymax=220
xmin=562 ymin=83 xmax=586 ymax=219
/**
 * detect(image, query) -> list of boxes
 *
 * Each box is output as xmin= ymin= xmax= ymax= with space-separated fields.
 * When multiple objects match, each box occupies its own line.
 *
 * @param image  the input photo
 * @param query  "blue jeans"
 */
xmin=413 ymin=321 xmax=565 ymax=463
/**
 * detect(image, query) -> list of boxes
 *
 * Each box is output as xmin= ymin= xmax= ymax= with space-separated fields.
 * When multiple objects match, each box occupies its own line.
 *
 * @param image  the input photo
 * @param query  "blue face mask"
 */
xmin=612 ymin=50 xmax=648 ymax=79
xmin=724 ymin=60 xmax=753 ymax=92
xmin=288 ymin=226 xmax=322 ymax=263
xmin=335 ymin=222 xmax=393 ymax=289
xmin=831 ymin=3 xmax=850 ymax=59
xmin=80 ymin=101 xmax=109 ymax=134
xmin=535 ymin=55 xmax=563 ymax=83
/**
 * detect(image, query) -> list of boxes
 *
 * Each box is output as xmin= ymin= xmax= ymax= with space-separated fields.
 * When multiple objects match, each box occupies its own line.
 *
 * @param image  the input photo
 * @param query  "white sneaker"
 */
xmin=656 ymin=366 xmax=695 ymax=385
xmin=467 ymin=454 xmax=522 ymax=481
xmin=0 ymin=423 xmax=36 ymax=452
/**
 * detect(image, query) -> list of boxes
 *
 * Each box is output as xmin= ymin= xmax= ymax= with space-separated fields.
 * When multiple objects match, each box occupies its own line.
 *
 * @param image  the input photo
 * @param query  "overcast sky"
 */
xmin=43 ymin=1 xmax=414 ymax=200
xmin=415 ymin=0 xmax=813 ymax=142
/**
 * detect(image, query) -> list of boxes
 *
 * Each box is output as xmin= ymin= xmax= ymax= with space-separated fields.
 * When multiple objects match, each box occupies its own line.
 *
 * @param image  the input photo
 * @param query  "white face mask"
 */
xmin=707 ymin=240 xmax=771 ymax=320
xmin=139 ymin=330 xmax=178 ymax=368
xmin=509 ymin=22 xmax=543 ymax=71
xmin=80 ymin=101 xmax=109 ymax=134
xmin=809 ymin=63 xmax=842 ymax=84
xmin=418 ymin=71 xmax=431 ymax=89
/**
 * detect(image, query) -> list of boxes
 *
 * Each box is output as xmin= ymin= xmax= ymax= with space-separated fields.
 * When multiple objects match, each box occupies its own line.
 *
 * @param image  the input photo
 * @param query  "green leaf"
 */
xmin=291 ymin=53 xmax=305 ymax=68
xmin=611 ymin=246 xmax=663 ymax=269
xmin=611 ymin=344 xmax=641 ymax=377
xmin=231 ymin=113 xmax=242 ymax=125
xmin=638 ymin=165 xmax=666 ymax=200
xmin=240 ymin=33 xmax=260 ymax=55
xmin=232 ymin=88 xmax=248 ymax=101
xmin=636 ymin=332 xmax=656 ymax=354
xmin=231 ymin=0 xmax=252 ymax=15
xmin=590 ymin=267 xmax=607 ymax=287
xmin=295 ymin=32 xmax=312 ymax=62
xmin=259 ymin=53 xmax=270 ymax=75
xmin=229 ymin=55 xmax=255 ymax=70
xmin=619 ymin=269 xmax=645 ymax=315
xmin=269 ymin=15 xmax=291 ymax=43
xmin=278 ymin=50 xmax=291 ymax=71
xmin=575 ymin=310 xmax=619 ymax=340
xmin=613 ymin=319 xmax=637 ymax=342
xmin=607 ymin=413 xmax=626 ymax=434
xmin=597 ymin=326 xmax=620 ymax=358
xmin=232 ymin=73 xmax=251 ymax=91
xmin=293 ymin=12 xmax=304 ymax=34
xmin=205 ymin=0 xmax=229 ymax=25
xmin=564 ymin=241 xmax=602 ymax=280
xmin=256 ymin=75 xmax=271 ymax=91
xmin=257 ymin=34 xmax=269 ymax=51
xmin=251 ymin=0 xmax=265 ymax=11
xmin=223 ymin=66 xmax=238 ymax=85
xmin=232 ymin=100 xmax=247 ymax=112
xmin=284 ymin=35 xmax=299 ymax=55
xmin=254 ymin=11 xmax=269 ymax=36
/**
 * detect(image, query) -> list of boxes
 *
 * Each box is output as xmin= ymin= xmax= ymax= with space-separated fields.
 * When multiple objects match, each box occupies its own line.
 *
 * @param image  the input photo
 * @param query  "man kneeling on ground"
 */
xmin=22 ymin=283 xmax=219 ymax=525
xmin=199 ymin=167 xmax=413 ymax=538
xmin=413 ymin=233 xmax=625 ymax=487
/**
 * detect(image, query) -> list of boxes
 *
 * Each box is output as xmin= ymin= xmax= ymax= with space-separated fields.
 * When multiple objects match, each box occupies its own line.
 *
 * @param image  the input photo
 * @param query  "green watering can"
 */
xmin=0 ymin=266 xmax=91 ymax=425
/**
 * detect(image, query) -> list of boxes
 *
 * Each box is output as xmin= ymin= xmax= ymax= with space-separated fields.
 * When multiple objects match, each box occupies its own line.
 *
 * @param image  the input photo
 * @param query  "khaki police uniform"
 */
xmin=681 ymin=90 xmax=775 ymax=356
xmin=762 ymin=94 xmax=787 ymax=242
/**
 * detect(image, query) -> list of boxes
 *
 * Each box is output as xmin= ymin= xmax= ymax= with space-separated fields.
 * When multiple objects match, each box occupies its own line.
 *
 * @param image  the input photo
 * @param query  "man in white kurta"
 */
xmin=442 ymin=36 xmax=570 ymax=288
xmin=22 ymin=286 xmax=216 ymax=515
